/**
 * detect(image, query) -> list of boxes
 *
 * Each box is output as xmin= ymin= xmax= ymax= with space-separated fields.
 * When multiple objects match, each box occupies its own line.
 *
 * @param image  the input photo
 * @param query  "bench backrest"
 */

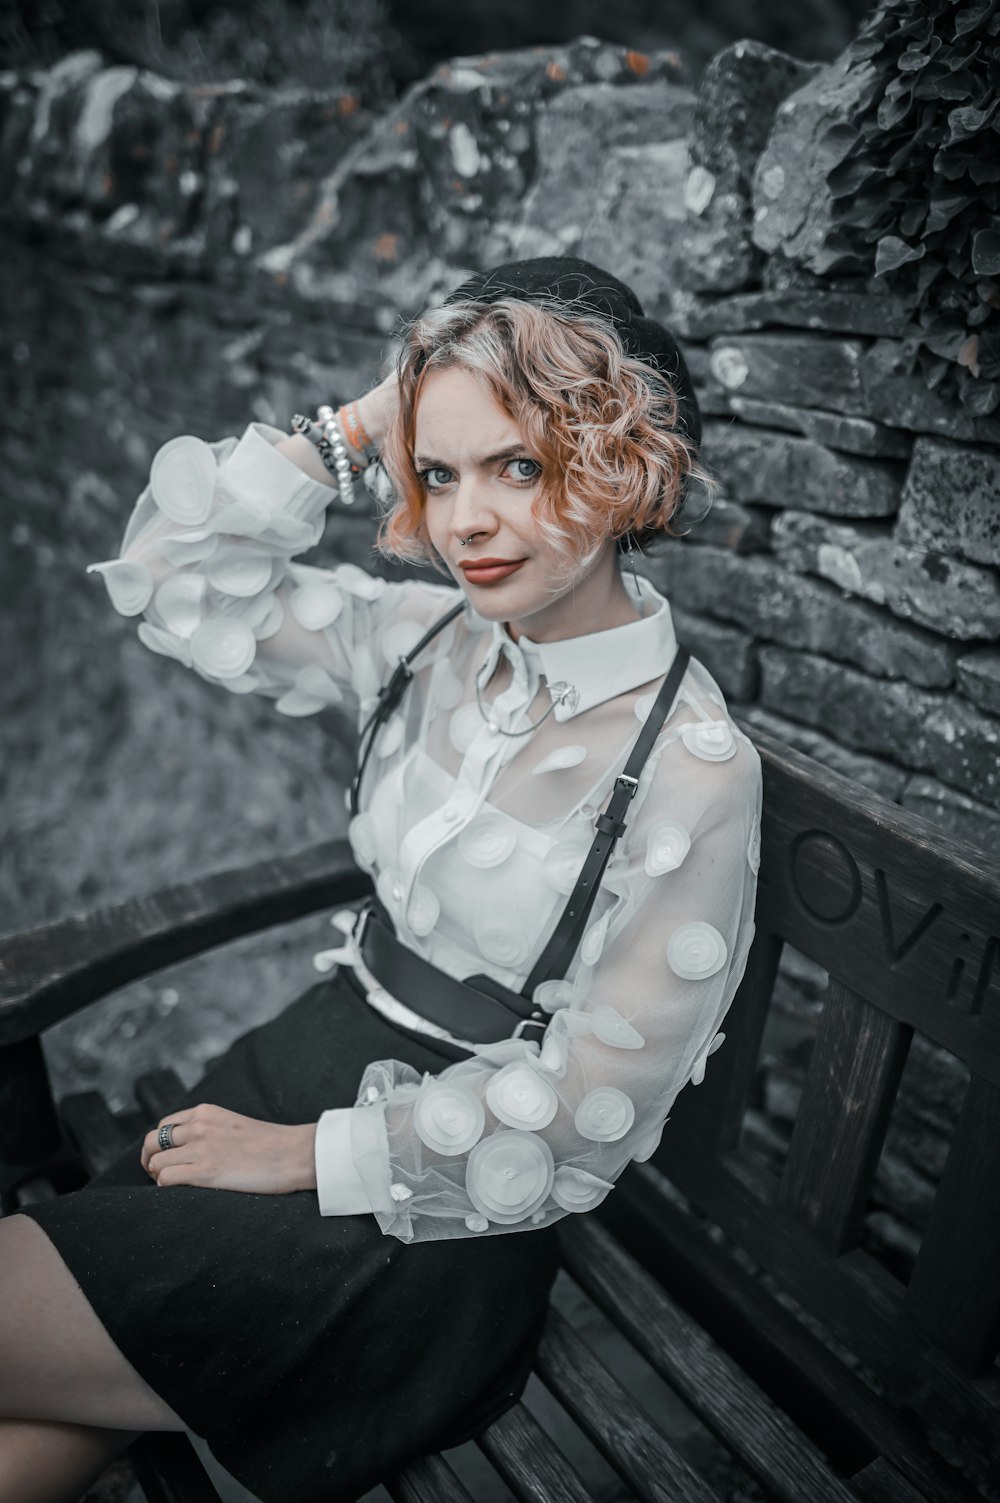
xmin=652 ymin=724 xmax=1000 ymax=1456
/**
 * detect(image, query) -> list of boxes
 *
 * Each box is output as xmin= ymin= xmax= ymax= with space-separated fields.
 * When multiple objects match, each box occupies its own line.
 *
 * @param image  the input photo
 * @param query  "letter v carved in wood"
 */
xmin=873 ymin=868 xmax=942 ymax=964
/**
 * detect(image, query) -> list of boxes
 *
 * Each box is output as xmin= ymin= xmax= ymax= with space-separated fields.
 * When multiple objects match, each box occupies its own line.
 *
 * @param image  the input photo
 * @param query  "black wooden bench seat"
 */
xmin=1 ymin=725 xmax=997 ymax=1502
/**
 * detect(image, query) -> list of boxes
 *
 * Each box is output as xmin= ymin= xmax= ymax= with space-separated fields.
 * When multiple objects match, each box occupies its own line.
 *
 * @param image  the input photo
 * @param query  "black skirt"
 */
xmin=20 ymin=966 xmax=560 ymax=1503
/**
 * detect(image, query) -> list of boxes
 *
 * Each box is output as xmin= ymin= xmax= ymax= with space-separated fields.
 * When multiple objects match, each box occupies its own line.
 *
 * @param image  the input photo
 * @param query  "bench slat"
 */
xmin=777 ymin=979 xmax=912 ymax=1253
xmin=649 ymin=1138 xmax=1000 ymax=1453
xmin=387 ymin=1452 xmax=476 ymax=1503
xmin=562 ymin=1216 xmax=865 ymax=1503
xmin=476 ymin=1401 xmax=599 ymax=1503
xmin=535 ymin=1303 xmax=722 ymax=1503
xmin=601 ymin=1167 xmax=976 ymax=1503
xmin=848 ymin=1457 xmax=953 ymax=1503
xmin=0 ymin=840 xmax=371 ymax=1045
xmin=905 ymin=1072 xmax=1000 ymax=1374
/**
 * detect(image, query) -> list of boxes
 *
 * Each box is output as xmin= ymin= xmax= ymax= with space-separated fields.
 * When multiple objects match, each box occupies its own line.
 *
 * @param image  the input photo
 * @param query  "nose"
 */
xmin=448 ymin=473 xmax=497 ymax=548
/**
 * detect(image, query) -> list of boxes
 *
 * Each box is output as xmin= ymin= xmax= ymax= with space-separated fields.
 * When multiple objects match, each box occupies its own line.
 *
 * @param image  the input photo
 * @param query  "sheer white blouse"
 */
xmin=88 ymin=422 xmax=763 ymax=1243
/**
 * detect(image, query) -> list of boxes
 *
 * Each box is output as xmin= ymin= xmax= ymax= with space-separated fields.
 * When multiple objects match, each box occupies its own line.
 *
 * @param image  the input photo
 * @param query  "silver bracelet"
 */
xmin=292 ymin=412 xmax=355 ymax=507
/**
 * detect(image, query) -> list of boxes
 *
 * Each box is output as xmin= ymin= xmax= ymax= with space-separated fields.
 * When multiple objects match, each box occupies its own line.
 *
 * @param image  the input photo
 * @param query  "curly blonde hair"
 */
xmin=375 ymin=297 xmax=710 ymax=582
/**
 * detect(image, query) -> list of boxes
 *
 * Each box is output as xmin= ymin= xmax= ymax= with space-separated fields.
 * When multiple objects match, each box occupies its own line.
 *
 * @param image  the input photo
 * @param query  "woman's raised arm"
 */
xmin=86 ymin=378 xmax=454 ymax=723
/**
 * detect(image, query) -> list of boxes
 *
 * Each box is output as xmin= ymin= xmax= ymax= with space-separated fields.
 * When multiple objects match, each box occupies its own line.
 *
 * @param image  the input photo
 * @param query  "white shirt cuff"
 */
xmin=219 ymin=422 xmax=332 ymax=516
xmin=314 ymin=1108 xmax=377 ymax=1216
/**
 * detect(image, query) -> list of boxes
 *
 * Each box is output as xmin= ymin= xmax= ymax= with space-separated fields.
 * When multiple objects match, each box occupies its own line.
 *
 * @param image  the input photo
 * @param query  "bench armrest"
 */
xmin=0 ymin=840 xmax=372 ymax=1046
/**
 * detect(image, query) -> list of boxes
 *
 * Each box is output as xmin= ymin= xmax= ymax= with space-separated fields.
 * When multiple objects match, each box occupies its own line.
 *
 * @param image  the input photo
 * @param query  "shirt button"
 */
xmin=442 ymin=802 xmax=460 ymax=823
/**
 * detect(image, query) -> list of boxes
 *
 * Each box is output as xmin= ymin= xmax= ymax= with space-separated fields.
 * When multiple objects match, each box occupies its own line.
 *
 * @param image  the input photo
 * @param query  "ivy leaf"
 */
xmin=915 ymin=257 xmax=946 ymax=297
xmin=962 ymin=376 xmax=1000 ymax=414
xmin=924 ymin=357 xmax=952 ymax=391
xmin=957 ymin=335 xmax=981 ymax=375
xmin=934 ymin=147 xmax=979 ymax=180
xmin=924 ymin=191 xmax=974 ymax=234
xmin=972 ymin=227 xmax=1000 ymax=274
xmin=977 ymin=331 xmax=1000 ymax=379
xmin=896 ymin=12 xmax=935 ymax=44
xmin=934 ymin=69 xmax=984 ymax=98
xmin=877 ymin=92 xmax=916 ymax=130
xmin=876 ymin=235 xmax=927 ymax=274
xmin=955 ymin=0 xmax=997 ymax=37
xmin=945 ymin=99 xmax=999 ymax=143
xmin=923 ymin=322 xmax=973 ymax=359
xmin=898 ymin=43 xmax=936 ymax=71
xmin=826 ymin=156 xmax=881 ymax=199
xmin=945 ymin=41 xmax=982 ymax=68
xmin=899 ymin=200 xmax=928 ymax=238
xmin=969 ymin=156 xmax=1000 ymax=184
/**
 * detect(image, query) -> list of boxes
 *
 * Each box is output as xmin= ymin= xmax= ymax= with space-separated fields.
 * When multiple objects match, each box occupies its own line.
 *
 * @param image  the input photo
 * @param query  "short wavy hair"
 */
xmin=375 ymin=296 xmax=711 ymax=583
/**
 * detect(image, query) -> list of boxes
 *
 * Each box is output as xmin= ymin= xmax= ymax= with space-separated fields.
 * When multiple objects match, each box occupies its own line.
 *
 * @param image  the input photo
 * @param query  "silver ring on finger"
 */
xmin=158 ymin=1123 xmax=179 ymax=1152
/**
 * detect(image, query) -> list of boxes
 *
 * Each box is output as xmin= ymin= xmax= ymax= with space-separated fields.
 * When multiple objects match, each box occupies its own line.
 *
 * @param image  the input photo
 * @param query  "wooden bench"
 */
xmin=1 ymin=724 xmax=997 ymax=1503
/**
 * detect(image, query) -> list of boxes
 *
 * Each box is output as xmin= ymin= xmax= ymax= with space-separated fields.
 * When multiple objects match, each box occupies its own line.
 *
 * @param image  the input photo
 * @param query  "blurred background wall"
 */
xmin=2 ymin=0 xmax=998 ymax=1293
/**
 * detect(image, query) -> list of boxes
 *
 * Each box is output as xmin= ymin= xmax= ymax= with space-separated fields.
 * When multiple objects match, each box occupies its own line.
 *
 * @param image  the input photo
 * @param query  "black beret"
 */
xmin=444 ymin=256 xmax=701 ymax=451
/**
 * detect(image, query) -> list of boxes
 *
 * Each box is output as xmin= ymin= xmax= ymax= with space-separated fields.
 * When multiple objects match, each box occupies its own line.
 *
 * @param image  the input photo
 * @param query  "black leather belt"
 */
xmin=358 ymin=901 xmax=547 ymax=1045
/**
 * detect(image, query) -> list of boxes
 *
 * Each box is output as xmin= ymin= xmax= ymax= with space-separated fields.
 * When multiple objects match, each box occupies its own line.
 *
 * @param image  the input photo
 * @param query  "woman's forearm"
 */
xmin=275 ymin=382 xmax=398 ymax=482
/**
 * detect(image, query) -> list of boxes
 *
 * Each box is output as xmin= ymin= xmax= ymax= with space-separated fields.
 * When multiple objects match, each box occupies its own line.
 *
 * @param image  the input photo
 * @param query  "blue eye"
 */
xmin=506 ymin=457 xmax=541 ymax=483
xmin=420 ymin=466 xmax=454 ymax=491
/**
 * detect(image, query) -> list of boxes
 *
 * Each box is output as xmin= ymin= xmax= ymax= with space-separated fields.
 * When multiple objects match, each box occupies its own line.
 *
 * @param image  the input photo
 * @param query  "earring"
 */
xmin=625 ymin=532 xmax=642 ymax=594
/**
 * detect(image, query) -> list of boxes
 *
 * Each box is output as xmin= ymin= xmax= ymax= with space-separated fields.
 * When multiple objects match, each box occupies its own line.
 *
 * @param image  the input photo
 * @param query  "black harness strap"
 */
xmin=349 ymin=600 xmax=465 ymax=817
xmin=351 ymin=600 xmax=691 ymax=1046
xmin=520 ymin=643 xmax=691 ymax=1000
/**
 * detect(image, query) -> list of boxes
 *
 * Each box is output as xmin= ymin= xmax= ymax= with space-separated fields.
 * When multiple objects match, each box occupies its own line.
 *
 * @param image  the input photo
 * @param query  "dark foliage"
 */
xmin=825 ymin=0 xmax=1000 ymax=415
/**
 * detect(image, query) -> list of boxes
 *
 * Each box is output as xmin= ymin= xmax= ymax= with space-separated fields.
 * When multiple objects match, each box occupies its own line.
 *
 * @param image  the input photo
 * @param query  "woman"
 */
xmin=0 ymin=257 xmax=762 ymax=1503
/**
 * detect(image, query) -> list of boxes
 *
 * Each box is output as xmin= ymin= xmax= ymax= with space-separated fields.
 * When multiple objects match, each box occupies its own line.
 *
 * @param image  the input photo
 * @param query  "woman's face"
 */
xmin=414 ymin=365 xmax=620 ymax=642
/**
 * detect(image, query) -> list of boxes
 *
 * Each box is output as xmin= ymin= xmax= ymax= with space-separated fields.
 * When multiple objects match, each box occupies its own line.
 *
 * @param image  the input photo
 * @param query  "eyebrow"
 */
xmin=413 ymin=445 xmax=532 ymax=469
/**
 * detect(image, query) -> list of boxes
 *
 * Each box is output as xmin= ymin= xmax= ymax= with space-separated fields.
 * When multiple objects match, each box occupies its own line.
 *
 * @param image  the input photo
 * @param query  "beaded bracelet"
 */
xmin=317 ymin=404 xmax=358 ymax=506
xmin=292 ymin=411 xmax=355 ymax=507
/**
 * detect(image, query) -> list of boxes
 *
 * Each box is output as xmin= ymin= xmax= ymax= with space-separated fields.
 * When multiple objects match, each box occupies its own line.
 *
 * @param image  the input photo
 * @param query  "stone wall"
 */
xmin=662 ymin=42 xmax=1000 ymax=852
xmin=2 ymin=31 xmax=997 ymax=1291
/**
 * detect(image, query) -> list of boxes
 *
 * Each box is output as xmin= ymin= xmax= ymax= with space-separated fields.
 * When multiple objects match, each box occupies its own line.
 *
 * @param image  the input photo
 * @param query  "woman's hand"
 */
xmin=141 ymin=1104 xmax=317 ymax=1196
xmin=354 ymin=370 xmax=400 ymax=453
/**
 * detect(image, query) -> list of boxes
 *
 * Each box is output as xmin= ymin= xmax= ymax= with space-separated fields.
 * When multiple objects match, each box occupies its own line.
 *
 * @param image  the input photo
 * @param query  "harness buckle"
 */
xmin=512 ymin=1014 xmax=548 ymax=1042
xmin=353 ymin=901 xmax=373 ymax=948
xmin=616 ymin=773 xmax=640 ymax=799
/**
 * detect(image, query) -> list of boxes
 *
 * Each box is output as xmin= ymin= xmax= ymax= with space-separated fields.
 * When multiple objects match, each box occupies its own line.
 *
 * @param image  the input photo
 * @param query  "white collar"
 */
xmin=474 ymin=574 xmax=679 ymax=722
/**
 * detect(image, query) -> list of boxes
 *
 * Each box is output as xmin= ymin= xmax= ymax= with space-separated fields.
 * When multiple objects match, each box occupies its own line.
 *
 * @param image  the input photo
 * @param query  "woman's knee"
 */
xmin=0 ymin=1215 xmax=184 ymax=1432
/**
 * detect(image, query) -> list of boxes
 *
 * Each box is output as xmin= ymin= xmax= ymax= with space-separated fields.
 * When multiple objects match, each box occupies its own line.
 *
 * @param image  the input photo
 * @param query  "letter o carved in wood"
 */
xmin=790 ymin=829 xmax=862 ymax=925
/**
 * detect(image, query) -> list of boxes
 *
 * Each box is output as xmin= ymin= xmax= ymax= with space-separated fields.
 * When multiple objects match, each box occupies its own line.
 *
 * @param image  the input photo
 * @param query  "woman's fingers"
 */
xmin=140 ymin=1108 xmax=195 ymax=1173
xmin=357 ymin=371 xmax=400 ymax=447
